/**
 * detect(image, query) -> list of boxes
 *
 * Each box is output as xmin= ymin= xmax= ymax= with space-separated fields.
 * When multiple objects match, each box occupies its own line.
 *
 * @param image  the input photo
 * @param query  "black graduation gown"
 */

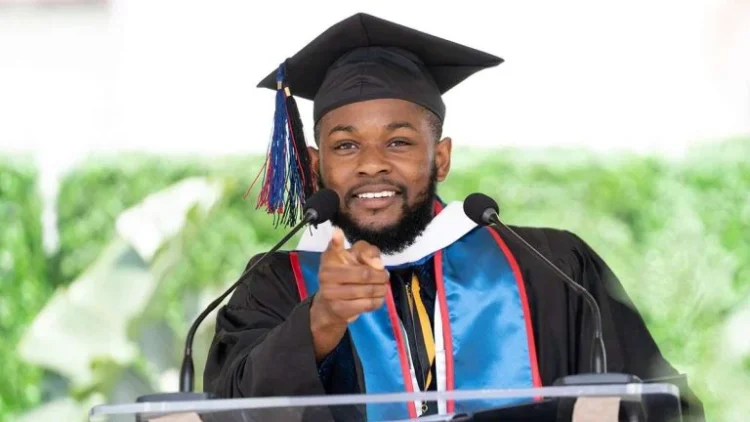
xmin=202 ymin=225 xmax=705 ymax=421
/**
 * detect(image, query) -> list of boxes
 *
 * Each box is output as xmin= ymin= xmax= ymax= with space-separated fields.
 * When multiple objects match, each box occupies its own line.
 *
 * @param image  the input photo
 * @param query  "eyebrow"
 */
xmin=327 ymin=121 xmax=418 ymax=137
xmin=328 ymin=124 xmax=356 ymax=136
xmin=385 ymin=121 xmax=418 ymax=132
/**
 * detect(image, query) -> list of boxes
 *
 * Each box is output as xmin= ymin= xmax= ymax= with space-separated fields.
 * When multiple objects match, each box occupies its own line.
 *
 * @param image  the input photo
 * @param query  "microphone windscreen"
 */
xmin=304 ymin=188 xmax=340 ymax=223
xmin=463 ymin=193 xmax=499 ymax=225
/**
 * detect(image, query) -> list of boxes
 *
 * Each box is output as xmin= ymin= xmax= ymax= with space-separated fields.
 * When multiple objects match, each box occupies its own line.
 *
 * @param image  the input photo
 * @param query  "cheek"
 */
xmin=400 ymin=162 xmax=432 ymax=191
xmin=319 ymin=160 xmax=349 ymax=191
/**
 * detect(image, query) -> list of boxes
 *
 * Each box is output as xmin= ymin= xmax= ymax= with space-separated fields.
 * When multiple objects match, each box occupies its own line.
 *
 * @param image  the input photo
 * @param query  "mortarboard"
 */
xmin=250 ymin=13 xmax=503 ymax=228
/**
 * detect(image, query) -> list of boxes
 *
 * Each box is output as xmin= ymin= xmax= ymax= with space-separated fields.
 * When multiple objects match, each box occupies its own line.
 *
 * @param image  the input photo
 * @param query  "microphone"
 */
xmin=463 ymin=193 xmax=649 ymax=422
xmin=463 ymin=193 xmax=643 ymax=389
xmin=136 ymin=188 xmax=340 ymax=406
xmin=462 ymin=192 xmax=608 ymax=375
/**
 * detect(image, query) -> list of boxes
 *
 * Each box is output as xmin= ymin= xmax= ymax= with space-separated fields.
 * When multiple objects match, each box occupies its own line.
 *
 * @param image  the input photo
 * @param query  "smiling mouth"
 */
xmin=349 ymin=188 xmax=402 ymax=210
xmin=354 ymin=190 xmax=397 ymax=199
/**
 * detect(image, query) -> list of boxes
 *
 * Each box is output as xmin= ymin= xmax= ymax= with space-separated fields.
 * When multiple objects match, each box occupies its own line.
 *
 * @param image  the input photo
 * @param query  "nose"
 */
xmin=356 ymin=145 xmax=392 ymax=177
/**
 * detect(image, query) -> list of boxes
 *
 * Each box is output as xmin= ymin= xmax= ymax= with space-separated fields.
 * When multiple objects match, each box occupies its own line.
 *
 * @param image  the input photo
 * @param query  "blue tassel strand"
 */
xmin=253 ymin=63 xmax=310 ymax=228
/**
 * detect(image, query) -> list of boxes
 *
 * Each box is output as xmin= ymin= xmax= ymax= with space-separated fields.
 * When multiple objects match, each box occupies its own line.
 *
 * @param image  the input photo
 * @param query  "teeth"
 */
xmin=357 ymin=191 xmax=396 ymax=199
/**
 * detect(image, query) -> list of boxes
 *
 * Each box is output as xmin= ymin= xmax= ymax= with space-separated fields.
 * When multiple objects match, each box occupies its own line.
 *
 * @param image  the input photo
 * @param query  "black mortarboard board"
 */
xmin=251 ymin=13 xmax=503 ymax=228
xmin=257 ymin=13 xmax=503 ymax=123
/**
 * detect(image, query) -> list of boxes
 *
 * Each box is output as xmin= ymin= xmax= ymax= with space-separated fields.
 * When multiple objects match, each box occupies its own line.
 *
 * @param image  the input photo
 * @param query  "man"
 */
xmin=204 ymin=13 xmax=704 ymax=421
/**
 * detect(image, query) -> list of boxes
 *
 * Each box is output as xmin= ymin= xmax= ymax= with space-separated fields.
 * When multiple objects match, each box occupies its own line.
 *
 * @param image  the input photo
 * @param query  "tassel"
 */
xmin=285 ymin=88 xmax=315 ymax=199
xmin=249 ymin=62 xmax=314 ymax=228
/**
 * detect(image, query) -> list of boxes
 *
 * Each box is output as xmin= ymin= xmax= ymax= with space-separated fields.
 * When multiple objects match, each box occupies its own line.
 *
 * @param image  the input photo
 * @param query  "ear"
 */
xmin=307 ymin=146 xmax=320 ymax=181
xmin=435 ymin=137 xmax=452 ymax=182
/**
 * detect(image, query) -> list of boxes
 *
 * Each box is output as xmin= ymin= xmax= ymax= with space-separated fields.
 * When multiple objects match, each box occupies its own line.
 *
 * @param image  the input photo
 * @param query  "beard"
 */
xmin=318 ymin=165 xmax=438 ymax=254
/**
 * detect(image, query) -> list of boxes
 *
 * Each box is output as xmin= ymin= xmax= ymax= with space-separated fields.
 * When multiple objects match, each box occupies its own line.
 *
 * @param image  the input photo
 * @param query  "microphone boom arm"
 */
xmin=485 ymin=212 xmax=607 ymax=374
xmin=179 ymin=208 xmax=317 ymax=393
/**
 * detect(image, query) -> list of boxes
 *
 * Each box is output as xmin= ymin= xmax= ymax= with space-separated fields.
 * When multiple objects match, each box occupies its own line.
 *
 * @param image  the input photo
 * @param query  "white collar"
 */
xmin=295 ymin=201 xmax=476 ymax=267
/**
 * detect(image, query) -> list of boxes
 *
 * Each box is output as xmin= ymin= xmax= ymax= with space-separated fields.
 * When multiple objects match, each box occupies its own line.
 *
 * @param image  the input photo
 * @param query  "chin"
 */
xmin=352 ymin=216 xmax=400 ymax=232
xmin=345 ymin=203 xmax=400 ymax=224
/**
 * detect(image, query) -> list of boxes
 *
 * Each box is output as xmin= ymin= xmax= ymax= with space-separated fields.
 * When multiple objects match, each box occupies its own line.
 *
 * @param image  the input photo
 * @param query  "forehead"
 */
xmin=318 ymin=98 xmax=425 ymax=129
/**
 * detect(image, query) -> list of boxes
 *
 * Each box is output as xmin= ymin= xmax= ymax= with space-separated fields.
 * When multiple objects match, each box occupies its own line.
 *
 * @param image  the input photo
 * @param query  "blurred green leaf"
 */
xmin=0 ymin=156 xmax=48 ymax=421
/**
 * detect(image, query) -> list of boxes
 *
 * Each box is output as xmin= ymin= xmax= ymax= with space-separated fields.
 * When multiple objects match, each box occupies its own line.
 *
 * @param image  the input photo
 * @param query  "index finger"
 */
xmin=351 ymin=241 xmax=385 ymax=270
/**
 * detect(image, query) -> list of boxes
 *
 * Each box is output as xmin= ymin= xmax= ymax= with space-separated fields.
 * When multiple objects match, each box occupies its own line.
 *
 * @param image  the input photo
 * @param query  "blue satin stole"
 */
xmin=292 ymin=226 xmax=540 ymax=421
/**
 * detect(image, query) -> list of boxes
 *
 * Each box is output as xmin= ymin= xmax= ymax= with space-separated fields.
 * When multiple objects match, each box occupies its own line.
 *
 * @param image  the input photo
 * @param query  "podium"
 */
xmin=88 ymin=383 xmax=685 ymax=422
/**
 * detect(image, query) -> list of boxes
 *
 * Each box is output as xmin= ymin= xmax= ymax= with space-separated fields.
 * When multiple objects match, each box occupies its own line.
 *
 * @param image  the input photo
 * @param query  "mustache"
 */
xmin=344 ymin=179 xmax=408 ymax=203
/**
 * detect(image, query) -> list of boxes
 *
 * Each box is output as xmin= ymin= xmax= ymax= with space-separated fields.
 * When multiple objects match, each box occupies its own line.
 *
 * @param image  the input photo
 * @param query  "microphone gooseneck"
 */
xmin=178 ymin=188 xmax=340 ymax=392
xmin=463 ymin=193 xmax=607 ymax=374
xmin=485 ymin=211 xmax=607 ymax=374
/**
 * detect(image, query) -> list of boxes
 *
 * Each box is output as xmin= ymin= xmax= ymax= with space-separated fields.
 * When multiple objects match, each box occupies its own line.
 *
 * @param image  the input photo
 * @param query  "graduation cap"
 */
xmin=251 ymin=13 xmax=503 ymax=227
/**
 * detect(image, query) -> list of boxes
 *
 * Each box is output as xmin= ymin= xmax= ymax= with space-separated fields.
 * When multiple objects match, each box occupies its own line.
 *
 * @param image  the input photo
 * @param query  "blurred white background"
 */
xmin=1 ymin=0 xmax=748 ymax=160
xmin=1 ymin=0 xmax=749 ymax=249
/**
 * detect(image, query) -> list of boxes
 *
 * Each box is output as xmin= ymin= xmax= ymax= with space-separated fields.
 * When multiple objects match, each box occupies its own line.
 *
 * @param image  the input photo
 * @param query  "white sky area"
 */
xmin=1 ymin=0 xmax=749 ymax=162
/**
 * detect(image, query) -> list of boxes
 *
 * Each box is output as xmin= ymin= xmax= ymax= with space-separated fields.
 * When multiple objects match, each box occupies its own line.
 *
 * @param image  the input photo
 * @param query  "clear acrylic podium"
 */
xmin=89 ymin=383 xmax=684 ymax=422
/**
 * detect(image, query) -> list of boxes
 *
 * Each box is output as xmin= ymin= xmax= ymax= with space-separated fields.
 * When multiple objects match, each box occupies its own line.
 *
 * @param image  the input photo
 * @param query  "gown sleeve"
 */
xmin=202 ymin=252 xmax=326 ymax=398
xmin=563 ymin=230 xmax=706 ymax=421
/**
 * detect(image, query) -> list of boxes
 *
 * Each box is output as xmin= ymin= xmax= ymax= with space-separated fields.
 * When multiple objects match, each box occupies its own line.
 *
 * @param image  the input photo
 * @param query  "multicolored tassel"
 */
xmin=249 ymin=62 xmax=315 ymax=228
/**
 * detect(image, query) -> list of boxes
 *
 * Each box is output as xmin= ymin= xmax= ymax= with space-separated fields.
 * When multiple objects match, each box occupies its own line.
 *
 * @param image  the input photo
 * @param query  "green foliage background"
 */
xmin=1 ymin=138 xmax=749 ymax=421
xmin=0 ymin=158 xmax=47 ymax=419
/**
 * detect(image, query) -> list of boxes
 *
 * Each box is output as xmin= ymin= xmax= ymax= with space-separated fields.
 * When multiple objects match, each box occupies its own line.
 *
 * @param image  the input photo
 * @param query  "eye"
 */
xmin=388 ymin=138 xmax=412 ymax=147
xmin=333 ymin=141 xmax=358 ymax=151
